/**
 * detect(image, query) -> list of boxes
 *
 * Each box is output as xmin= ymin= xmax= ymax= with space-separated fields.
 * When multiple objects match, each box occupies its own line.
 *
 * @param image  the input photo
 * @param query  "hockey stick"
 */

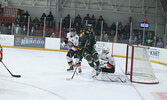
xmin=66 ymin=65 xmax=78 ymax=80
xmin=0 ymin=61 xmax=21 ymax=78
xmin=66 ymin=40 xmax=88 ymax=80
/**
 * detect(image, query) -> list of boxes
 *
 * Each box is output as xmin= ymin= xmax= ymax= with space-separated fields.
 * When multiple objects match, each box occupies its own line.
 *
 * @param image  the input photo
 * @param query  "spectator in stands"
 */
xmin=156 ymin=38 xmax=164 ymax=48
xmin=90 ymin=15 xmax=96 ymax=28
xmin=15 ymin=15 xmax=22 ymax=26
xmin=74 ymin=14 xmax=82 ymax=25
xmin=62 ymin=14 xmax=70 ymax=28
xmin=6 ymin=25 xmax=12 ymax=34
xmin=22 ymin=25 xmax=27 ymax=35
xmin=96 ymin=15 xmax=106 ymax=35
xmin=45 ymin=29 xmax=50 ymax=37
xmin=110 ymin=22 xmax=116 ymax=36
xmin=22 ymin=11 xmax=31 ymax=21
xmin=0 ymin=19 xmax=6 ymax=27
xmin=83 ymin=14 xmax=91 ymax=25
xmin=14 ymin=24 xmax=21 ymax=35
xmin=137 ymin=35 xmax=142 ymax=45
xmin=118 ymin=22 xmax=123 ymax=34
xmin=23 ymin=11 xmax=30 ymax=17
xmin=30 ymin=26 xmax=35 ymax=36
xmin=40 ymin=13 xmax=47 ymax=23
xmin=22 ymin=15 xmax=28 ymax=23
xmin=130 ymin=33 xmax=137 ymax=44
xmin=98 ymin=15 xmax=104 ymax=22
xmin=50 ymin=33 xmax=56 ymax=38
xmin=146 ymin=33 xmax=153 ymax=46
xmin=33 ymin=17 xmax=40 ymax=30
xmin=102 ymin=30 xmax=108 ymax=42
xmin=0 ymin=23 xmax=7 ymax=34
xmin=6 ymin=20 xmax=12 ymax=27
xmin=33 ymin=17 xmax=40 ymax=23
xmin=124 ymin=23 xmax=130 ymax=33
xmin=47 ymin=11 xmax=54 ymax=28
xmin=15 ymin=15 xmax=23 ymax=23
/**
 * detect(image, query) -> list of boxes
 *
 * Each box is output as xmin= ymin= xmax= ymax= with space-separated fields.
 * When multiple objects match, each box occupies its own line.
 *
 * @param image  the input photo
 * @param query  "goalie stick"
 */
xmin=0 ymin=61 xmax=21 ymax=78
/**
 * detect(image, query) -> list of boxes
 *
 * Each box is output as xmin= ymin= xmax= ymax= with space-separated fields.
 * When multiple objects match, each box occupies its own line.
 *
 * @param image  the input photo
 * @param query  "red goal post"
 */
xmin=125 ymin=44 xmax=159 ymax=84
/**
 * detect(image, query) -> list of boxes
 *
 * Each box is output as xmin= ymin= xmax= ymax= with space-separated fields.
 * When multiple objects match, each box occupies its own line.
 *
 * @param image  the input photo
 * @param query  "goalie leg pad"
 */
xmin=92 ymin=71 xmax=127 ymax=83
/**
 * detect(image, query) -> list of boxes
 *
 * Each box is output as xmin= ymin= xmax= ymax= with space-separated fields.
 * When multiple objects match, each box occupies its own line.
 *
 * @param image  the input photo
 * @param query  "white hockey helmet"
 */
xmin=71 ymin=28 xmax=76 ymax=36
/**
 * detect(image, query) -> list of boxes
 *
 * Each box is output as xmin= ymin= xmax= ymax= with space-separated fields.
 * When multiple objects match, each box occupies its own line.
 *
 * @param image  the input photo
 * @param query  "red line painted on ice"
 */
xmin=116 ymin=60 xmax=145 ymax=100
xmin=0 ymin=79 xmax=66 ymax=100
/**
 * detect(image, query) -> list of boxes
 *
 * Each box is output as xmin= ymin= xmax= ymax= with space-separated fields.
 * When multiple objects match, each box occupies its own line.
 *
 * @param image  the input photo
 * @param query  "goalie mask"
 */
xmin=102 ymin=47 xmax=109 ymax=54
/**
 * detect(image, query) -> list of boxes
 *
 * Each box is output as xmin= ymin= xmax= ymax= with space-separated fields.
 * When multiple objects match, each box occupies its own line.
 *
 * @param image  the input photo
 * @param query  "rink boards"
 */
xmin=0 ymin=34 xmax=166 ymax=66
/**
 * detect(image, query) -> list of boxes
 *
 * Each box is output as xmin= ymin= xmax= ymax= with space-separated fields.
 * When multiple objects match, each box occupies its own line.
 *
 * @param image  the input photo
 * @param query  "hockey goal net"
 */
xmin=125 ymin=44 xmax=159 ymax=84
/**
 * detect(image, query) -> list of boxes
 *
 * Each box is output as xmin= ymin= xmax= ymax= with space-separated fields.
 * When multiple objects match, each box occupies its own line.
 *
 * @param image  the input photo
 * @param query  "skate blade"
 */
xmin=66 ymin=78 xmax=72 ymax=80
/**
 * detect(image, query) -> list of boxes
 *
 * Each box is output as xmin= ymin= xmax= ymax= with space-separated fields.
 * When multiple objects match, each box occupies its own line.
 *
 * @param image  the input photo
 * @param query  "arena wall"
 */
xmin=0 ymin=34 xmax=166 ymax=66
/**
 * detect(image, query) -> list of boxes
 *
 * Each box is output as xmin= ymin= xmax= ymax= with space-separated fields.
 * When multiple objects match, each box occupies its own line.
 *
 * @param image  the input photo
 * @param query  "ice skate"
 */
xmin=67 ymin=65 xmax=74 ymax=71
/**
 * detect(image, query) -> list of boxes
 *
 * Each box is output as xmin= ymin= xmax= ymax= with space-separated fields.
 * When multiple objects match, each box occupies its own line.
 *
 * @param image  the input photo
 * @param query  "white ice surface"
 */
xmin=0 ymin=48 xmax=167 ymax=100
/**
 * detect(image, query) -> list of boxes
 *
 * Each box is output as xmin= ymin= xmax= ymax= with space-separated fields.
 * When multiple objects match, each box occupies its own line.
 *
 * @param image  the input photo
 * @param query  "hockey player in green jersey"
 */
xmin=78 ymin=27 xmax=101 ymax=74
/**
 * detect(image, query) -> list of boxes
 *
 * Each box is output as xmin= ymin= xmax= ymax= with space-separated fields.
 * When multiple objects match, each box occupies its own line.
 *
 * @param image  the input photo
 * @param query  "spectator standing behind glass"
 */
xmin=6 ymin=25 xmax=12 ymax=35
xmin=102 ymin=31 xmax=108 ymax=42
xmin=90 ymin=15 xmax=96 ymax=28
xmin=83 ymin=14 xmax=91 ymax=25
xmin=30 ymin=26 xmax=35 ymax=36
xmin=22 ymin=15 xmax=28 ymax=23
xmin=156 ymin=38 xmax=164 ymax=48
xmin=96 ymin=16 xmax=105 ymax=35
xmin=22 ymin=11 xmax=31 ymax=22
xmin=146 ymin=33 xmax=153 ymax=46
xmin=22 ymin=25 xmax=27 ymax=35
xmin=0 ymin=23 xmax=7 ymax=34
xmin=0 ymin=19 xmax=6 ymax=27
xmin=74 ymin=15 xmax=82 ymax=25
xmin=14 ymin=24 xmax=21 ymax=35
xmin=118 ymin=22 xmax=123 ymax=34
xmin=15 ymin=15 xmax=23 ymax=26
xmin=47 ymin=12 xmax=54 ymax=28
xmin=110 ymin=22 xmax=116 ymax=37
xmin=137 ymin=35 xmax=142 ymax=45
xmin=33 ymin=17 xmax=40 ymax=30
xmin=40 ymin=13 xmax=47 ymax=23
xmin=50 ymin=33 xmax=56 ymax=38
xmin=6 ymin=20 xmax=12 ymax=28
xmin=62 ymin=14 xmax=70 ymax=28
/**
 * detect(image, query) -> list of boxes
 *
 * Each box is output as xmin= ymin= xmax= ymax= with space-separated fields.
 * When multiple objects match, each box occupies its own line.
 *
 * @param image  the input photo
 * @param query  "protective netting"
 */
xmin=126 ymin=45 xmax=159 ymax=84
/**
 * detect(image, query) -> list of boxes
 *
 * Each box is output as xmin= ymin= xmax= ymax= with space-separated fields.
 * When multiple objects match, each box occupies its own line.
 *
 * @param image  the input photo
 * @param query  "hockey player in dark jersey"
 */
xmin=78 ymin=27 xmax=101 ymax=75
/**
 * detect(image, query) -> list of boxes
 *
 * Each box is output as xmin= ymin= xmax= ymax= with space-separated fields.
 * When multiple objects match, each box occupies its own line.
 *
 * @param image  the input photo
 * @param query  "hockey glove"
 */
xmin=64 ymin=38 xmax=68 ymax=44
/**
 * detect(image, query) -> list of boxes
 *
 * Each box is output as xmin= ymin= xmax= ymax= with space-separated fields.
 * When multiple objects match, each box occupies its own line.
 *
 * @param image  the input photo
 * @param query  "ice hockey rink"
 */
xmin=0 ymin=47 xmax=167 ymax=100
